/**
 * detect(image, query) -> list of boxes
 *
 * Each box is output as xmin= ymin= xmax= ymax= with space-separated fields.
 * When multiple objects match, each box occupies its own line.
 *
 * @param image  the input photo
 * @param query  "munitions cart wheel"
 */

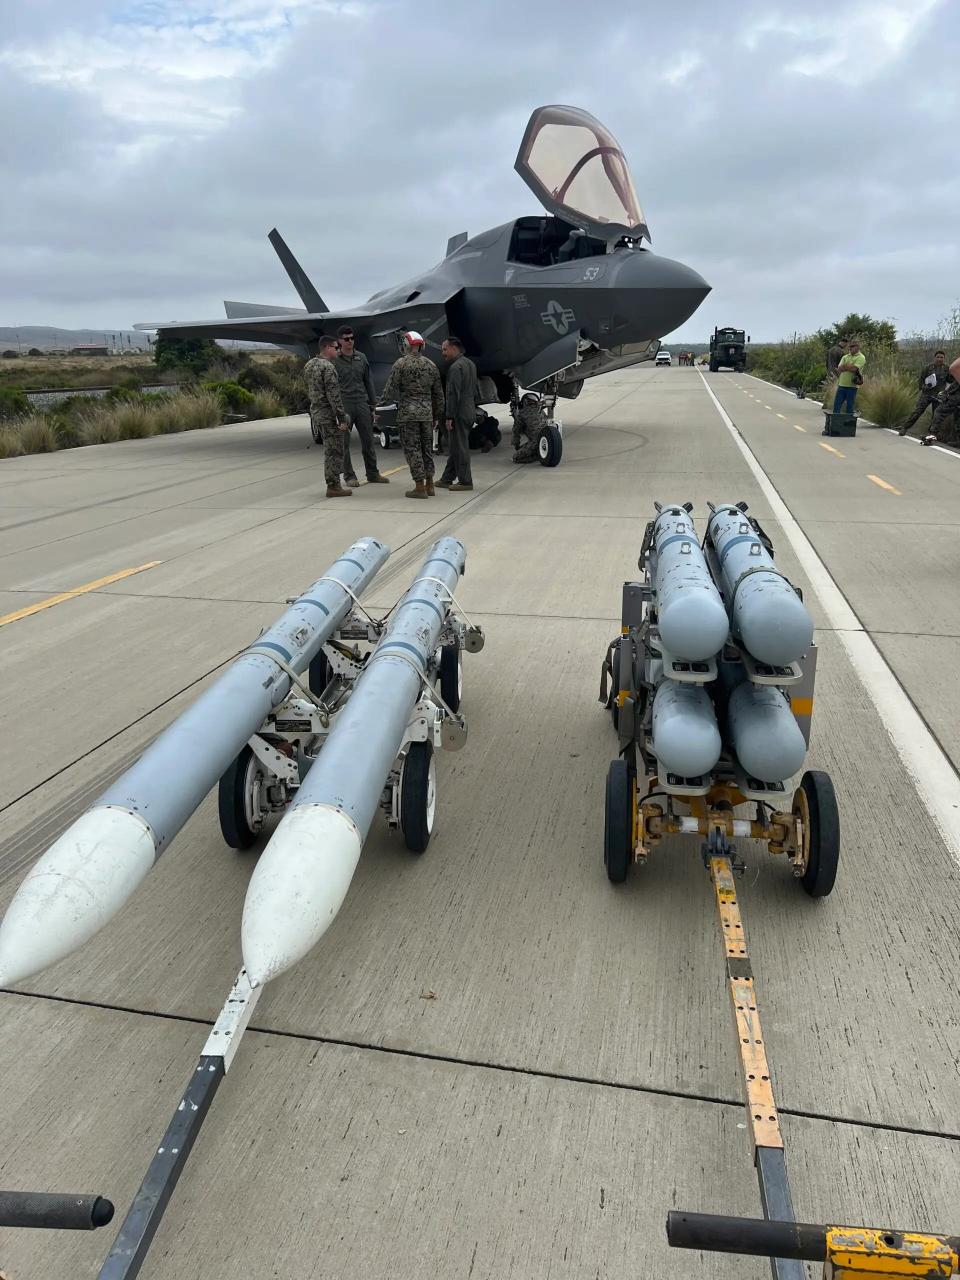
xmin=218 ymin=745 xmax=265 ymax=849
xmin=400 ymin=741 xmax=436 ymax=854
xmin=538 ymin=425 xmax=563 ymax=467
xmin=310 ymin=414 xmax=322 ymax=444
xmin=604 ymin=759 xmax=633 ymax=883
xmin=794 ymin=770 xmax=840 ymax=898
xmin=378 ymin=429 xmax=389 ymax=449
xmin=439 ymin=640 xmax=462 ymax=713
xmin=309 ymin=649 xmax=331 ymax=698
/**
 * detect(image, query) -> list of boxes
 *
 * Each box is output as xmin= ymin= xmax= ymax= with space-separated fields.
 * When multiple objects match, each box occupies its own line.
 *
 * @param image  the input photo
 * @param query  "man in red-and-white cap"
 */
xmin=378 ymin=331 xmax=444 ymax=498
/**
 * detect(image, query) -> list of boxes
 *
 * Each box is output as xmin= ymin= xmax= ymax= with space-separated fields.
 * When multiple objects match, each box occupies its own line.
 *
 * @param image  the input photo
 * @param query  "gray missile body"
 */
xmin=241 ymin=535 xmax=467 ymax=986
xmin=0 ymin=539 xmax=390 ymax=985
xmin=707 ymin=506 xmax=813 ymax=666
xmin=651 ymin=679 xmax=722 ymax=778
xmin=653 ymin=506 xmax=729 ymax=661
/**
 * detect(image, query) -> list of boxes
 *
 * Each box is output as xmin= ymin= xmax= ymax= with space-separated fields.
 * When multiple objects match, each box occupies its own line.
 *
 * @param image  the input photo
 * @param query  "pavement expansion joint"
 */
xmin=4 ymin=985 xmax=959 ymax=1147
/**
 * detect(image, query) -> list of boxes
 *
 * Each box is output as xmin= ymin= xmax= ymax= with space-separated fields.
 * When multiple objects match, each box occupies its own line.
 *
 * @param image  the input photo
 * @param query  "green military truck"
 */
xmin=709 ymin=326 xmax=749 ymax=373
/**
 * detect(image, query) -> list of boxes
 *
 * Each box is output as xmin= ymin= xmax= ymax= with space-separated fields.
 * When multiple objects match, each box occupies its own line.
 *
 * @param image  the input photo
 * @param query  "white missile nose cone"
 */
xmin=0 ymin=807 xmax=156 ymax=985
xmin=241 ymin=804 xmax=363 ymax=987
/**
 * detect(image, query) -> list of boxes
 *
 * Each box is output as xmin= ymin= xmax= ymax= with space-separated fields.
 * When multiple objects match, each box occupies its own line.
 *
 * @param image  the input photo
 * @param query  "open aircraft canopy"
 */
xmin=514 ymin=105 xmax=650 ymax=244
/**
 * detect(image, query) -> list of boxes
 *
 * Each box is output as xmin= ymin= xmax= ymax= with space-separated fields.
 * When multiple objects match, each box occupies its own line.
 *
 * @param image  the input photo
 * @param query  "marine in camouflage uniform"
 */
xmin=303 ymin=346 xmax=350 ymax=495
xmin=379 ymin=343 xmax=443 ymax=497
xmin=930 ymin=377 xmax=960 ymax=445
xmin=510 ymin=390 xmax=542 ymax=463
xmin=899 ymin=355 xmax=949 ymax=436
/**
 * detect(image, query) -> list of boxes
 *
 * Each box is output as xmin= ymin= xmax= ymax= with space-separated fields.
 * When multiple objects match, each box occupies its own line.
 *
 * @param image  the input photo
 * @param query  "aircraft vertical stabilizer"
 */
xmin=268 ymin=229 xmax=328 ymax=313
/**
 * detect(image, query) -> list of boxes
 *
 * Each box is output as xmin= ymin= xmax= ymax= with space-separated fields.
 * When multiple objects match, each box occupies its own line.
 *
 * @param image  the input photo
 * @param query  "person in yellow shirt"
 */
xmin=834 ymin=338 xmax=865 ymax=415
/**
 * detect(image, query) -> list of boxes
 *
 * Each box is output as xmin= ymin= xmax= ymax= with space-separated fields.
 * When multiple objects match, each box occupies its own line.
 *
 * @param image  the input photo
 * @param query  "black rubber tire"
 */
xmin=797 ymin=770 xmax=840 ymax=898
xmin=439 ymin=641 xmax=462 ymax=713
xmin=309 ymin=649 xmax=331 ymax=698
xmin=538 ymin=424 xmax=563 ymax=467
xmin=400 ymin=741 xmax=435 ymax=854
xmin=218 ymin=745 xmax=259 ymax=849
xmin=709 ymin=361 xmax=718 ymax=373
xmin=604 ymin=759 xmax=632 ymax=883
xmin=610 ymin=642 xmax=621 ymax=732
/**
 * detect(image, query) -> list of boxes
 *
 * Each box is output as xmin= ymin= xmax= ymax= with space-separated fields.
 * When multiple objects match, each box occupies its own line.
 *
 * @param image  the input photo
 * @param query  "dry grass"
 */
xmin=111 ymin=402 xmax=159 ymax=439
xmin=16 ymin=414 xmax=60 ymax=452
xmin=857 ymin=373 xmax=917 ymax=429
xmin=77 ymin=409 xmax=122 ymax=445
xmin=0 ymin=426 xmax=24 ymax=457
xmin=248 ymin=390 xmax=286 ymax=419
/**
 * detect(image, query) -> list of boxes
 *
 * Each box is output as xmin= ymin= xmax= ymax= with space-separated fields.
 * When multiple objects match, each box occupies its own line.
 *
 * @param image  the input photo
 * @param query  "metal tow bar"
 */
xmin=667 ymin=851 xmax=958 ymax=1279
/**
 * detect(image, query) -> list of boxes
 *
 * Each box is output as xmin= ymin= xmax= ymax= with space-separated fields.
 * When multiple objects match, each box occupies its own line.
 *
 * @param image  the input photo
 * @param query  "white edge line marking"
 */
xmin=884 ymin=427 xmax=960 ymax=462
xmin=697 ymin=368 xmax=960 ymax=862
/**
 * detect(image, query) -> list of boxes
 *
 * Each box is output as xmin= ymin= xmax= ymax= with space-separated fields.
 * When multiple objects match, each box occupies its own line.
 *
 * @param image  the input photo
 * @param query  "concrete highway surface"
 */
xmin=1 ymin=365 xmax=958 ymax=1278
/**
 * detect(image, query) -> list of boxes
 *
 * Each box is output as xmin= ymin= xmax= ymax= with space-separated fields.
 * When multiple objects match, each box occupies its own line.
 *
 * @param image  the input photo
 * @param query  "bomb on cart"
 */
xmin=599 ymin=500 xmax=839 ymax=892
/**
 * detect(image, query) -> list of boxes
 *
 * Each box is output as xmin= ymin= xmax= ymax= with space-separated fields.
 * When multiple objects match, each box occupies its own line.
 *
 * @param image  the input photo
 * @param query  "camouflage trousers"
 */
xmin=511 ymin=425 xmax=539 ymax=463
xmin=400 ymin=419 xmax=435 ymax=482
xmin=318 ymin=415 xmax=346 ymax=486
xmin=901 ymin=390 xmax=939 ymax=434
xmin=932 ymin=391 xmax=960 ymax=444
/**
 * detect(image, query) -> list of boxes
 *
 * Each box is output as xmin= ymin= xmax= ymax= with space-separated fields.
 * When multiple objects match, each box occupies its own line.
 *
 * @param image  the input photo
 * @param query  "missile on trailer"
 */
xmin=652 ymin=504 xmax=729 ymax=661
xmin=727 ymin=682 xmax=807 ymax=783
xmin=707 ymin=505 xmax=813 ymax=667
xmin=0 ymin=539 xmax=390 ymax=986
xmin=241 ymin=535 xmax=466 ymax=987
xmin=651 ymin=679 xmax=723 ymax=778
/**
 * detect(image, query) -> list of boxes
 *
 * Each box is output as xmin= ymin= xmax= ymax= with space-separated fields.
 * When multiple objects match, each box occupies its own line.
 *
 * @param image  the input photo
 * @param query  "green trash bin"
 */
xmin=823 ymin=411 xmax=858 ymax=437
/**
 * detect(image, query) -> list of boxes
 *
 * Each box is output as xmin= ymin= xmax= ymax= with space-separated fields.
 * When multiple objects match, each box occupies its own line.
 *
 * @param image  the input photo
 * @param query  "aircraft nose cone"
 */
xmin=611 ymin=250 xmax=711 ymax=338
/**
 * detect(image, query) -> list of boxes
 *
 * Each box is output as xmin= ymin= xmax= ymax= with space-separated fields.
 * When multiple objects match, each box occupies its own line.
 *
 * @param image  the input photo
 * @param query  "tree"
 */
xmin=815 ymin=313 xmax=897 ymax=351
xmin=27 ymin=348 xmax=43 ymax=357
xmin=154 ymin=332 xmax=220 ymax=374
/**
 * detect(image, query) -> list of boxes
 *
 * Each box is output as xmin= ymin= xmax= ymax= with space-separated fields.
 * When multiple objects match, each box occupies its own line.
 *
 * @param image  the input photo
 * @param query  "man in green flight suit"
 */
xmin=436 ymin=336 xmax=479 ymax=491
xmin=334 ymin=325 xmax=389 ymax=485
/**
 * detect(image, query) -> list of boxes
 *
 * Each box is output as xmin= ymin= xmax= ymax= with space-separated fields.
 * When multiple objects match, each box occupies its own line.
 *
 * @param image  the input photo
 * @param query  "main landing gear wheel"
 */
xmin=604 ymin=758 xmax=633 ymax=884
xmin=538 ymin=425 xmax=562 ymax=467
xmin=378 ymin=430 xmax=390 ymax=449
xmin=400 ymin=741 xmax=436 ymax=854
xmin=218 ymin=745 xmax=266 ymax=849
xmin=793 ymin=770 xmax=840 ymax=898
xmin=439 ymin=640 xmax=462 ymax=714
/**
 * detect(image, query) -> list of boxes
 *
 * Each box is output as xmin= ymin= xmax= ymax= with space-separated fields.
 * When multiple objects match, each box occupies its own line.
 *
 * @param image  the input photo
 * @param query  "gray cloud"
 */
xmin=2 ymin=0 xmax=957 ymax=340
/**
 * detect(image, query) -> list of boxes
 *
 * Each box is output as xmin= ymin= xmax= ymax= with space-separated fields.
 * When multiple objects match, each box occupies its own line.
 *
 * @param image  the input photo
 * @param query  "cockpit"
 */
xmin=514 ymin=104 xmax=650 ymax=245
xmin=507 ymin=217 xmax=610 ymax=268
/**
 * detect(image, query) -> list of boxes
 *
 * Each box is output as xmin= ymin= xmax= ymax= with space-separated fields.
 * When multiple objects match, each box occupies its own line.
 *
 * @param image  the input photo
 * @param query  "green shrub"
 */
xmin=27 ymin=348 xmax=42 ymax=357
xmin=0 ymin=387 xmax=29 ymax=419
xmin=52 ymin=416 xmax=82 ymax=449
xmin=154 ymin=332 xmax=220 ymax=374
xmin=237 ymin=363 xmax=278 ymax=393
xmin=201 ymin=380 xmax=255 ymax=412
xmin=0 ymin=425 xmax=24 ymax=456
xmin=17 ymin=414 xmax=60 ymax=453
xmin=267 ymin=357 xmax=309 ymax=413
xmin=857 ymin=373 xmax=916 ymax=428
xmin=247 ymin=390 xmax=286 ymax=419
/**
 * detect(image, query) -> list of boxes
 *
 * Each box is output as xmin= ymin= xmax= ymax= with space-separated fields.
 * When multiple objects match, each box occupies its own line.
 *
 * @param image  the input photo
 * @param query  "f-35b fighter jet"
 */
xmin=137 ymin=105 xmax=709 ymax=425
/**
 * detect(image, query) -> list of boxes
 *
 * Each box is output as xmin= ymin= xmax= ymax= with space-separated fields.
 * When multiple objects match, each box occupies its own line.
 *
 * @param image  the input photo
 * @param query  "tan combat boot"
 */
xmin=326 ymin=485 xmax=353 ymax=498
xmin=425 ymin=477 xmax=436 ymax=496
xmin=405 ymin=480 xmax=429 ymax=499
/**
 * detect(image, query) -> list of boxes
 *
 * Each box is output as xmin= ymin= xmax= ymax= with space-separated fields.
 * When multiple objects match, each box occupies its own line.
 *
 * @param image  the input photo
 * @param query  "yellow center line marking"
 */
xmin=776 ymin=413 xmax=787 ymax=419
xmin=794 ymin=425 xmax=807 ymax=433
xmin=361 ymin=464 xmax=406 ymax=484
xmin=867 ymin=473 xmax=902 ymax=495
xmin=0 ymin=562 xmax=162 ymax=629
xmin=819 ymin=442 xmax=845 ymax=458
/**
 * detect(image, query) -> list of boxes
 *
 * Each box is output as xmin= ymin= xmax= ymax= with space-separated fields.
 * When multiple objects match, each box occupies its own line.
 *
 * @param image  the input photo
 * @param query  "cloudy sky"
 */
xmin=2 ymin=0 xmax=957 ymax=342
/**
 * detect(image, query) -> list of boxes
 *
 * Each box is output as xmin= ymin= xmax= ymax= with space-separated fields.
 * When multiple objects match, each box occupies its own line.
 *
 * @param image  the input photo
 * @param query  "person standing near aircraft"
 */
xmin=304 ymin=336 xmax=351 ymax=498
xmin=511 ymin=390 xmax=543 ymax=463
xmin=928 ymin=354 xmax=960 ymax=445
xmin=334 ymin=326 xmax=390 ymax=485
xmin=834 ymin=339 xmax=865 ymax=415
xmin=378 ymin=331 xmax=443 ymax=499
xmin=898 ymin=350 xmax=948 ymax=436
xmin=436 ymin=337 xmax=478 ymax=491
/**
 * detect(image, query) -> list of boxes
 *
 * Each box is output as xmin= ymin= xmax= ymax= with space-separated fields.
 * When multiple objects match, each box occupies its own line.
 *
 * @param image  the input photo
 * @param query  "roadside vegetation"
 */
xmin=0 ymin=338 xmax=307 ymax=459
xmin=747 ymin=305 xmax=960 ymax=429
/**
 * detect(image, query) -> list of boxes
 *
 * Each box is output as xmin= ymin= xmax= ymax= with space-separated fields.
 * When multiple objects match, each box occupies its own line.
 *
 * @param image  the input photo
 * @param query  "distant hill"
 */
xmin=0 ymin=326 xmax=151 ymax=352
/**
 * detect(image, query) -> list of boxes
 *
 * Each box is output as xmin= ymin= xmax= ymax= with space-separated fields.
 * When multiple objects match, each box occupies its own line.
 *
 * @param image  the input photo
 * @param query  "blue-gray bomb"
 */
xmin=653 ymin=505 xmax=730 ymax=661
xmin=651 ymin=679 xmax=723 ymax=778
